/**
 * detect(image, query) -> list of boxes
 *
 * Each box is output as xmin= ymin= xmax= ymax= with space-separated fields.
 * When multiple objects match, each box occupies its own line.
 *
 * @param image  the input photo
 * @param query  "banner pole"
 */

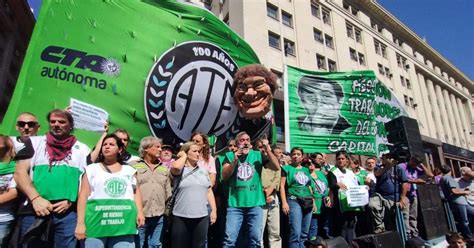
xmin=283 ymin=64 xmax=290 ymax=153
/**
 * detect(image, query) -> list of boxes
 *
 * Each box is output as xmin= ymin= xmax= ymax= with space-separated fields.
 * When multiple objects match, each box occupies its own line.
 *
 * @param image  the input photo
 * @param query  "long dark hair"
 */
xmin=97 ymin=134 xmax=125 ymax=164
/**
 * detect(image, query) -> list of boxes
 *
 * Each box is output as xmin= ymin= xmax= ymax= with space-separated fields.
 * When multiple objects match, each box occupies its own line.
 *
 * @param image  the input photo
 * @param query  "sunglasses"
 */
xmin=17 ymin=121 xmax=38 ymax=128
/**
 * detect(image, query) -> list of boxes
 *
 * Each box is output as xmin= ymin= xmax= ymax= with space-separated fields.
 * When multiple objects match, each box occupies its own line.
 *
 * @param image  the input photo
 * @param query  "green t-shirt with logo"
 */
xmin=311 ymin=170 xmax=329 ymax=214
xmin=282 ymin=165 xmax=314 ymax=198
xmin=224 ymin=150 xmax=265 ymax=208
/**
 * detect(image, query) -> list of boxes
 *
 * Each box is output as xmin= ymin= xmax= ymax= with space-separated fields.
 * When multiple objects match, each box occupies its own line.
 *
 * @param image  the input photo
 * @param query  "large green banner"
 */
xmin=0 ymin=0 xmax=268 ymax=152
xmin=285 ymin=66 xmax=407 ymax=156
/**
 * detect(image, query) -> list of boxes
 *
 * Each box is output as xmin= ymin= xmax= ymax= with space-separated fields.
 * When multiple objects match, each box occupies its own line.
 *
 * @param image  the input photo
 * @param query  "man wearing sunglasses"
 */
xmin=14 ymin=109 xmax=90 ymax=247
xmin=12 ymin=112 xmax=40 ymax=153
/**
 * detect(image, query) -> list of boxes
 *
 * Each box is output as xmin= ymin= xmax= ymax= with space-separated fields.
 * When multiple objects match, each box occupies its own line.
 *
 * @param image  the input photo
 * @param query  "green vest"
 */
xmin=354 ymin=169 xmax=369 ymax=186
xmin=330 ymin=167 xmax=363 ymax=213
xmin=311 ymin=170 xmax=329 ymax=214
xmin=282 ymin=165 xmax=313 ymax=198
xmin=226 ymin=150 xmax=265 ymax=208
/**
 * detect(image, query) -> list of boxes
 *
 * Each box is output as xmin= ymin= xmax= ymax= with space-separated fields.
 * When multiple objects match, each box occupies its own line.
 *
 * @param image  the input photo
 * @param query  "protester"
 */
xmin=446 ymin=232 xmax=467 ymax=248
xmin=368 ymin=155 xmax=409 ymax=234
xmin=191 ymin=132 xmax=217 ymax=188
xmin=258 ymin=142 xmax=282 ymax=248
xmin=134 ymin=136 xmax=171 ymax=248
xmin=89 ymin=127 xmax=139 ymax=165
xmin=160 ymin=144 xmax=175 ymax=168
xmin=221 ymin=132 xmax=279 ymax=248
xmin=75 ymin=134 xmax=145 ymax=246
xmin=364 ymin=158 xmax=377 ymax=184
xmin=311 ymin=153 xmax=332 ymax=239
xmin=457 ymin=167 xmax=474 ymax=207
xmin=14 ymin=109 xmax=90 ymax=247
xmin=327 ymin=150 xmax=361 ymax=246
xmin=0 ymin=135 xmax=18 ymax=246
xmin=170 ymin=141 xmax=217 ymax=248
xmin=306 ymin=157 xmax=329 ymax=241
xmin=399 ymin=155 xmax=433 ymax=239
xmin=441 ymin=164 xmax=473 ymax=240
xmin=12 ymin=112 xmax=40 ymax=152
xmin=281 ymin=147 xmax=315 ymax=248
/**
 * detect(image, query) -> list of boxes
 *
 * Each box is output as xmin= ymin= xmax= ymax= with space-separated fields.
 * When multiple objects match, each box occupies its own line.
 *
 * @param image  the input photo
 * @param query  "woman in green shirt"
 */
xmin=280 ymin=147 xmax=315 ymax=248
xmin=305 ymin=157 xmax=329 ymax=240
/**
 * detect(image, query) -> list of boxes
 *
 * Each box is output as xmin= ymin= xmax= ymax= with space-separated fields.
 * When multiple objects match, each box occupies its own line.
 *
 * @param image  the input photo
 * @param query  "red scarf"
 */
xmin=46 ymin=132 xmax=77 ymax=166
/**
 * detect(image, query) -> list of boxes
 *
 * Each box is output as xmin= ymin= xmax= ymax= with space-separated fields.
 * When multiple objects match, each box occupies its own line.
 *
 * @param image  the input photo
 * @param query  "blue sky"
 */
xmin=27 ymin=0 xmax=473 ymax=79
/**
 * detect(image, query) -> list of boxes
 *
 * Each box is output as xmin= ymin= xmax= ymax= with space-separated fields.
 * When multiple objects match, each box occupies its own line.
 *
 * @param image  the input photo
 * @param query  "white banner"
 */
xmin=70 ymin=98 xmax=108 ymax=132
xmin=346 ymin=185 xmax=369 ymax=207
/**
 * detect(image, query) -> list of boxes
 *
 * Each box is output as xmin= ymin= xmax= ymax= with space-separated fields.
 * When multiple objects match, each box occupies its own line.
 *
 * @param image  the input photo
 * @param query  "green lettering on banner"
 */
xmin=86 ymin=199 xmax=137 ymax=238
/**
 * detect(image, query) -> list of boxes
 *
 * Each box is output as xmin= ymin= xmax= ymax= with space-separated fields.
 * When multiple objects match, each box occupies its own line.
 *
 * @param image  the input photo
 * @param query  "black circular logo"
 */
xmin=145 ymin=41 xmax=239 ymax=146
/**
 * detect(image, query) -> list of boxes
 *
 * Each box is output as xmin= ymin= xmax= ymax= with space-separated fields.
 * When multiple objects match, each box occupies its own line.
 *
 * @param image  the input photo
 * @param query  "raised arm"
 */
xmin=171 ymin=151 xmax=187 ymax=176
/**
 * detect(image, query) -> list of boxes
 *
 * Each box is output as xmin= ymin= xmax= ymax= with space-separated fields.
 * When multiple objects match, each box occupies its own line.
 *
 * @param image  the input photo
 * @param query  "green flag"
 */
xmin=0 ymin=0 xmax=269 ymax=153
xmin=284 ymin=66 xmax=407 ymax=156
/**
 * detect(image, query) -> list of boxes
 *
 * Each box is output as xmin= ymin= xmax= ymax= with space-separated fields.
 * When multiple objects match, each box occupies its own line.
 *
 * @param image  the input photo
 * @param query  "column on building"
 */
xmin=449 ymin=93 xmax=466 ymax=149
xmin=456 ymin=98 xmax=473 ymax=150
xmin=416 ymin=72 xmax=435 ymax=137
xmin=434 ymin=83 xmax=451 ymax=142
xmin=426 ymin=79 xmax=445 ymax=141
xmin=442 ymin=89 xmax=460 ymax=146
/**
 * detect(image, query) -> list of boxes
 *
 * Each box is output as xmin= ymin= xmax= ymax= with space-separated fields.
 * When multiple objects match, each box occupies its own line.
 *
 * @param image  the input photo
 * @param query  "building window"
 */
xmin=317 ymin=54 xmax=326 ymax=70
xmin=267 ymin=3 xmax=279 ymax=20
xmin=343 ymin=1 xmax=350 ymax=11
xmin=311 ymin=3 xmax=320 ymax=18
xmin=381 ymin=44 xmax=387 ymax=58
xmin=284 ymin=39 xmax=295 ymax=56
xmin=378 ymin=63 xmax=384 ymax=75
xmin=409 ymin=97 xmax=414 ymax=107
xmin=404 ymin=95 xmax=409 ymax=106
xmin=328 ymin=59 xmax=337 ymax=72
xmin=358 ymin=53 xmax=365 ymax=65
xmin=324 ymin=34 xmax=334 ymax=49
xmin=349 ymin=48 xmax=357 ymax=61
xmin=400 ymin=76 xmax=406 ymax=87
xmin=351 ymin=7 xmax=359 ymax=16
xmin=322 ymin=8 xmax=331 ymax=25
xmin=396 ymin=53 xmax=407 ymax=68
xmin=355 ymin=28 xmax=362 ymax=43
xmin=268 ymin=31 xmax=280 ymax=49
xmin=384 ymin=67 xmax=391 ymax=78
xmin=313 ymin=28 xmax=323 ymax=43
xmin=223 ymin=14 xmax=229 ymax=25
xmin=406 ymin=79 xmax=411 ymax=89
xmin=346 ymin=22 xmax=354 ymax=38
xmin=282 ymin=11 xmax=293 ymax=27
xmin=374 ymin=40 xmax=381 ymax=55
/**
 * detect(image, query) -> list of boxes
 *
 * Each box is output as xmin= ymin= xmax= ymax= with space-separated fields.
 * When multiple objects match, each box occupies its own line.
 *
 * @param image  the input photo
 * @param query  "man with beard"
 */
xmin=14 ymin=109 xmax=90 ymax=247
xmin=221 ymin=132 xmax=280 ymax=248
xmin=12 ymin=112 xmax=40 ymax=153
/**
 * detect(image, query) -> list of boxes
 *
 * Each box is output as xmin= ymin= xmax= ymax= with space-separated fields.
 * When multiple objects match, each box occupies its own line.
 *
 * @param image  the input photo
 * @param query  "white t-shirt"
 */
xmin=0 ymin=173 xmax=16 ymax=222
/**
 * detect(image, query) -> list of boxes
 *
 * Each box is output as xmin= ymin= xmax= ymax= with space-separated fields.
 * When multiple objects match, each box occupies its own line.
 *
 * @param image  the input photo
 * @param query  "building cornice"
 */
xmin=325 ymin=0 xmax=472 ymax=101
xmin=363 ymin=0 xmax=473 ymax=90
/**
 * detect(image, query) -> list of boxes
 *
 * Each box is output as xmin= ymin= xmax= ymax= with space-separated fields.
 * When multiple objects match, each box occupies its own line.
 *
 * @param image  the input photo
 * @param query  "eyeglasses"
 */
xmin=17 ymin=121 xmax=38 ymax=128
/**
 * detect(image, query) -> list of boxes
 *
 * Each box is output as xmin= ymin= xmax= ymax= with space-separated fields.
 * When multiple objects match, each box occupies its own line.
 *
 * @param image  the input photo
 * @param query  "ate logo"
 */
xmin=237 ymin=162 xmax=254 ymax=181
xmin=104 ymin=178 xmax=127 ymax=198
xmin=295 ymin=172 xmax=309 ymax=185
xmin=145 ymin=41 xmax=239 ymax=143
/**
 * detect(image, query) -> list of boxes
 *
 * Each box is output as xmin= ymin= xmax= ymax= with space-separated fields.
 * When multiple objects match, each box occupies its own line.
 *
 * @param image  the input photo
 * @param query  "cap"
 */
xmin=162 ymin=144 xmax=173 ymax=151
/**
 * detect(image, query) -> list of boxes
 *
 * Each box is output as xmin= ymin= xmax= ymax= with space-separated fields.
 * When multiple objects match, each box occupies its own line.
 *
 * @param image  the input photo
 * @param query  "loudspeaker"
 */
xmin=384 ymin=116 xmax=424 ymax=161
xmin=417 ymin=184 xmax=449 ymax=240
xmin=326 ymin=236 xmax=349 ymax=248
xmin=354 ymin=231 xmax=403 ymax=248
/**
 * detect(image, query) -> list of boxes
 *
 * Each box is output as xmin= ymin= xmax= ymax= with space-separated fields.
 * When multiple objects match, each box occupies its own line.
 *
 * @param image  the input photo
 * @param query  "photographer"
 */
xmin=368 ymin=154 xmax=409 ymax=234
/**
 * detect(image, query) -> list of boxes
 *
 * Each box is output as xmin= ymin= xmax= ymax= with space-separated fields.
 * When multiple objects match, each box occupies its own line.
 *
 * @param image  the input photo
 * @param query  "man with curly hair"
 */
xmin=233 ymin=64 xmax=277 ymax=119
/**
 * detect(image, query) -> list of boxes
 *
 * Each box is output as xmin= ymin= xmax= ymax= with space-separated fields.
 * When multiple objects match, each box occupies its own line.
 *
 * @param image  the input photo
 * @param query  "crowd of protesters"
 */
xmin=0 ymin=109 xmax=471 ymax=248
